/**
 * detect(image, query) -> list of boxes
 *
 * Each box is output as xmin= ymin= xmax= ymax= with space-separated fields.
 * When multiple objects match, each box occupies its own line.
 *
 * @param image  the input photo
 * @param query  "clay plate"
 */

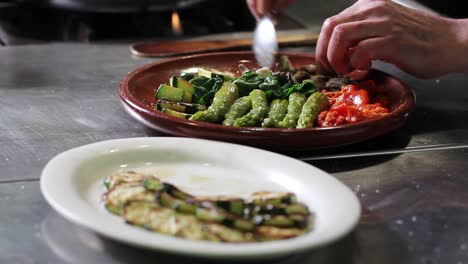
xmin=119 ymin=51 xmax=415 ymax=151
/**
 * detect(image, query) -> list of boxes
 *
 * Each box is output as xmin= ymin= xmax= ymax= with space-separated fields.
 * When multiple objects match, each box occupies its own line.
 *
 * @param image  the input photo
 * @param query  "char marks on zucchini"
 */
xmin=103 ymin=171 xmax=312 ymax=242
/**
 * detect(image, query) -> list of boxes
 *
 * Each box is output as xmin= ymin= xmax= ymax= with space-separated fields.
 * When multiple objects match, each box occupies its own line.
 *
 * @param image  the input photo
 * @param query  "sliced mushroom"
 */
xmin=292 ymin=70 xmax=311 ymax=84
xmin=325 ymin=77 xmax=352 ymax=90
xmin=273 ymin=71 xmax=293 ymax=85
xmin=309 ymin=75 xmax=329 ymax=89
xmin=238 ymin=64 xmax=250 ymax=74
xmin=276 ymin=55 xmax=295 ymax=72
xmin=298 ymin=64 xmax=317 ymax=75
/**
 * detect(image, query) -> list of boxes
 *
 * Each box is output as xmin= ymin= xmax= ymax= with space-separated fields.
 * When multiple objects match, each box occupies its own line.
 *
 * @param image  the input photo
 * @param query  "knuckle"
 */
xmin=366 ymin=0 xmax=387 ymax=12
xmin=323 ymin=16 xmax=337 ymax=29
xmin=378 ymin=17 xmax=393 ymax=28
xmin=332 ymin=25 xmax=347 ymax=40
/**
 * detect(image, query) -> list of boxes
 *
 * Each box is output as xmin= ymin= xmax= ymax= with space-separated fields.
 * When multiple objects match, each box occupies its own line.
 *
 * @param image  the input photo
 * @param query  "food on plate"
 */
xmin=297 ymin=92 xmax=329 ymax=128
xmin=102 ymin=171 xmax=313 ymax=242
xmin=277 ymin=92 xmax=306 ymax=128
xmin=317 ymin=83 xmax=390 ymax=126
xmin=232 ymin=89 xmax=269 ymax=127
xmin=223 ymin=96 xmax=252 ymax=126
xmin=154 ymin=55 xmax=390 ymax=128
xmin=261 ymin=98 xmax=288 ymax=128
xmin=190 ymin=82 xmax=239 ymax=123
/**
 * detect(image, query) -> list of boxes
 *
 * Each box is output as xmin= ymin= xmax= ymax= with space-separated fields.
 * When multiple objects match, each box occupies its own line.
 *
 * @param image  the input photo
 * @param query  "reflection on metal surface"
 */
xmin=41 ymin=212 xmax=114 ymax=263
xmin=40 ymin=211 xmax=331 ymax=264
xmin=41 ymin=211 xmax=356 ymax=264
xmin=299 ymin=144 xmax=468 ymax=161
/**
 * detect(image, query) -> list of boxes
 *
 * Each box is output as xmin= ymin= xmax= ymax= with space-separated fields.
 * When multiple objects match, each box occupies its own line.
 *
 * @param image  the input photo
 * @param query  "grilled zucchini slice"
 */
xmin=163 ymin=183 xmax=193 ymax=200
xmin=104 ymin=171 xmax=150 ymax=189
xmin=253 ymin=203 xmax=310 ymax=216
xmin=143 ymin=177 xmax=164 ymax=191
xmin=196 ymin=196 xmax=245 ymax=216
xmin=249 ymin=191 xmax=297 ymax=206
xmin=169 ymin=76 xmax=196 ymax=95
xmin=197 ymin=68 xmax=235 ymax=81
xmin=254 ymin=214 xmax=309 ymax=228
xmin=203 ymin=223 xmax=254 ymax=243
xmin=156 ymin=100 xmax=207 ymax=114
xmin=195 ymin=207 xmax=255 ymax=232
xmin=256 ymin=226 xmax=306 ymax=241
xmin=159 ymin=106 xmax=192 ymax=119
xmin=124 ymin=201 xmax=206 ymax=240
xmin=156 ymin=84 xmax=192 ymax=103
xmin=157 ymin=192 xmax=197 ymax=214
xmin=104 ymin=171 xmax=312 ymax=242
xmin=103 ymin=183 xmax=155 ymax=215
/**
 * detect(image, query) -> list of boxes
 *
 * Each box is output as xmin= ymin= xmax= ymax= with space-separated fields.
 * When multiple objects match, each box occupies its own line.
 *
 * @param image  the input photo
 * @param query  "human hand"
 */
xmin=316 ymin=0 xmax=468 ymax=78
xmin=246 ymin=0 xmax=296 ymax=21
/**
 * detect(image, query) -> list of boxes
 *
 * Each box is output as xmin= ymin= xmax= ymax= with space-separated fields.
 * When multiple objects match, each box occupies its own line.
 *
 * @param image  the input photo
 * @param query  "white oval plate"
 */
xmin=41 ymin=137 xmax=360 ymax=260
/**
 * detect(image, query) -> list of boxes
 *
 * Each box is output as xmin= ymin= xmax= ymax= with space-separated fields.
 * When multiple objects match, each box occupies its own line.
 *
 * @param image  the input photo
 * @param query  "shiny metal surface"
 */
xmin=1 ymin=148 xmax=468 ymax=263
xmin=0 ymin=42 xmax=467 ymax=263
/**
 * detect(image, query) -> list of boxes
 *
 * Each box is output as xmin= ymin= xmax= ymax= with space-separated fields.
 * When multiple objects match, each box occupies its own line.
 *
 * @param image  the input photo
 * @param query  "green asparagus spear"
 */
xmin=233 ymin=89 xmax=269 ymax=127
xmin=277 ymin=93 xmax=307 ymax=128
xmin=261 ymin=99 xmax=289 ymax=128
xmin=223 ymin=96 xmax=252 ymax=126
xmin=190 ymin=82 xmax=239 ymax=123
xmin=297 ymin=92 xmax=329 ymax=128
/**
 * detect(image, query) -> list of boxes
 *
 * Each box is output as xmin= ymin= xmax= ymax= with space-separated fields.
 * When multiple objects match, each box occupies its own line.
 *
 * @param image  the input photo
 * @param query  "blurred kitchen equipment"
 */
xmin=3 ymin=0 xmax=301 ymax=44
xmin=130 ymin=31 xmax=318 ymax=57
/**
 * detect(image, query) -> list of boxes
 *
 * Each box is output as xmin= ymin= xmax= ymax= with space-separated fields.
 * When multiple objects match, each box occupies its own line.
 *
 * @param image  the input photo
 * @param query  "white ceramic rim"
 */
xmin=40 ymin=137 xmax=361 ymax=259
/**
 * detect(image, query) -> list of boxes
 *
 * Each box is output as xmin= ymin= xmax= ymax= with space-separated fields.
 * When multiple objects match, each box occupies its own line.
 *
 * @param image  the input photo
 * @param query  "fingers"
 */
xmin=316 ymin=0 xmax=393 ymax=75
xmin=257 ymin=0 xmax=275 ymax=17
xmin=345 ymin=69 xmax=370 ymax=81
xmin=246 ymin=0 xmax=295 ymax=21
xmin=315 ymin=4 xmax=363 ymax=74
xmin=247 ymin=0 xmax=261 ymax=20
xmin=348 ymin=37 xmax=394 ymax=70
xmin=326 ymin=19 xmax=390 ymax=75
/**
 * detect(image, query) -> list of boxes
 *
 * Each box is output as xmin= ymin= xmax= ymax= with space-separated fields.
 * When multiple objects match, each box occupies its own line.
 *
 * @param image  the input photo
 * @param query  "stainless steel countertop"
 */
xmin=0 ymin=43 xmax=467 ymax=264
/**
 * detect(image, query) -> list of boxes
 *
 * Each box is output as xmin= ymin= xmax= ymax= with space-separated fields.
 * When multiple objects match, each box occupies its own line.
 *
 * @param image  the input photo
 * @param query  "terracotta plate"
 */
xmin=119 ymin=51 xmax=415 ymax=151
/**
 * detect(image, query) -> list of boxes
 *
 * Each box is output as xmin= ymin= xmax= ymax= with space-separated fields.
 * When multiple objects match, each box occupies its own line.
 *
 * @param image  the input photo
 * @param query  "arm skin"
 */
xmin=315 ymin=0 xmax=468 ymax=78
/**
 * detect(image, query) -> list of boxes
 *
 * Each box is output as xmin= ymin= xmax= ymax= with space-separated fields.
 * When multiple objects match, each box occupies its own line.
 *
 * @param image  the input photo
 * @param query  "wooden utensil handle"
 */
xmin=131 ymin=33 xmax=318 ymax=57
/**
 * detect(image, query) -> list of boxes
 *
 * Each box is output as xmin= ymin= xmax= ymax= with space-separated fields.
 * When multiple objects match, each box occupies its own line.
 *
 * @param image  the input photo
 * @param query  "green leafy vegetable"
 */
xmin=189 ymin=76 xmax=224 ymax=105
xmin=232 ymin=71 xmax=265 ymax=97
xmin=180 ymin=72 xmax=195 ymax=81
xmin=259 ymin=75 xmax=281 ymax=92
xmin=275 ymin=80 xmax=318 ymax=99
xmin=231 ymin=70 xmax=318 ymax=100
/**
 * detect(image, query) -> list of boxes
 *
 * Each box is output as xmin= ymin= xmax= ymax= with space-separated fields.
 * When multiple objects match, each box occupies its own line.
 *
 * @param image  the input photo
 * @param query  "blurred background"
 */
xmin=0 ymin=0 xmax=462 ymax=46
